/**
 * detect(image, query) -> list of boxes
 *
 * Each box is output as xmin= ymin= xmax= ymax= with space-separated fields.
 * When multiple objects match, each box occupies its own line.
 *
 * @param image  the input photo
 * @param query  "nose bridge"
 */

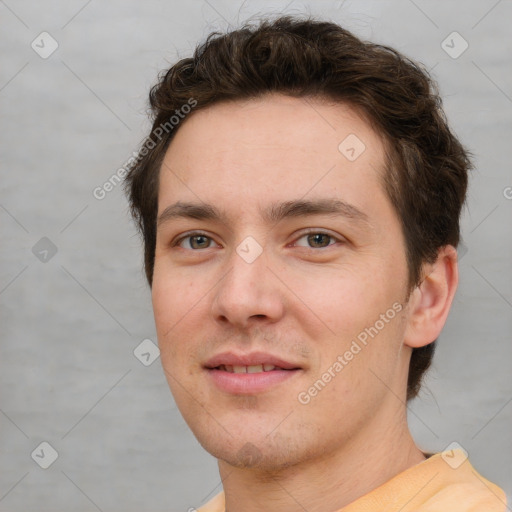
xmin=211 ymin=236 xmax=283 ymax=326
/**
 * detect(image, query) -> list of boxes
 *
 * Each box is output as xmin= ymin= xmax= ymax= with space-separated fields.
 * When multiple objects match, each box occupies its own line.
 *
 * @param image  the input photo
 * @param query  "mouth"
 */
xmin=214 ymin=364 xmax=291 ymax=373
xmin=204 ymin=352 xmax=302 ymax=394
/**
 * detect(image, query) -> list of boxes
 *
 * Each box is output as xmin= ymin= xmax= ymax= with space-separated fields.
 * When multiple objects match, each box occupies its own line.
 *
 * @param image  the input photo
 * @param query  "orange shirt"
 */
xmin=197 ymin=450 xmax=507 ymax=511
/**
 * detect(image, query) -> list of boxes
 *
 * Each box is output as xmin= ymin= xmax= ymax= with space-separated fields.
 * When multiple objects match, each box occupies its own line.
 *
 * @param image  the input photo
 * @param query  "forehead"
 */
xmin=157 ymin=94 xmax=388 ymax=219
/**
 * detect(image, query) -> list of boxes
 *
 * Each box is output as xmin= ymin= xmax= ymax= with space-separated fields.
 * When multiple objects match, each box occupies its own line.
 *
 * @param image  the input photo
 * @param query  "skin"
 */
xmin=152 ymin=94 xmax=458 ymax=512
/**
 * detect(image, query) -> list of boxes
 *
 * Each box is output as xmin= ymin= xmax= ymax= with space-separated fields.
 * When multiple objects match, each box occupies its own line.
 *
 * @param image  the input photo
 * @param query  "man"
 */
xmin=125 ymin=16 xmax=506 ymax=512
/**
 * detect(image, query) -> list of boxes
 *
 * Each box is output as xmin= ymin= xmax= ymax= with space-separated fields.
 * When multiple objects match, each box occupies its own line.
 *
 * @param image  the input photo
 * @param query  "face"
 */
xmin=152 ymin=95 xmax=413 ymax=470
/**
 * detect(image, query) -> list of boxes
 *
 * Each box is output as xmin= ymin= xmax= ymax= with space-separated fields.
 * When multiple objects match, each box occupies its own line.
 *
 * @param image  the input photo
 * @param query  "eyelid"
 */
xmin=171 ymin=228 xmax=345 ymax=250
xmin=290 ymin=228 xmax=346 ymax=247
xmin=172 ymin=230 xmax=220 ymax=248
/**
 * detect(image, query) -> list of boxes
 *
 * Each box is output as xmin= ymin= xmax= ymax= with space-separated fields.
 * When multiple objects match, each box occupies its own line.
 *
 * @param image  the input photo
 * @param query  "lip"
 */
xmin=204 ymin=351 xmax=302 ymax=394
xmin=204 ymin=351 xmax=300 ymax=370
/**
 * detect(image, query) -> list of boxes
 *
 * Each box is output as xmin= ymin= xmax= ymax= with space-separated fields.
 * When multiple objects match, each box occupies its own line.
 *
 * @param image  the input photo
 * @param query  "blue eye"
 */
xmin=295 ymin=232 xmax=337 ymax=248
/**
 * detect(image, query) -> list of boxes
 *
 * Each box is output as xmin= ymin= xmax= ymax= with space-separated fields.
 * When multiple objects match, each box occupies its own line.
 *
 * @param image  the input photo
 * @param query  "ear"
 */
xmin=404 ymin=245 xmax=459 ymax=349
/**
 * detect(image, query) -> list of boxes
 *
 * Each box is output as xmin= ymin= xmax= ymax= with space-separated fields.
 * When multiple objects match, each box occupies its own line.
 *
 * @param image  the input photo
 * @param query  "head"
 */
xmin=125 ymin=16 xmax=469 ymax=468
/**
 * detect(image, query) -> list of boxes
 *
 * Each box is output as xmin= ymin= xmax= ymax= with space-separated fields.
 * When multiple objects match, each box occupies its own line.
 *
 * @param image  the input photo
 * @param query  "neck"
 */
xmin=219 ymin=408 xmax=426 ymax=512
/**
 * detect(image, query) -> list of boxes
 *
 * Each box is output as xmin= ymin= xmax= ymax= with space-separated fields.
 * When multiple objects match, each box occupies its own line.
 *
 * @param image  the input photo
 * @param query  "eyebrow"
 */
xmin=157 ymin=198 xmax=370 ymax=228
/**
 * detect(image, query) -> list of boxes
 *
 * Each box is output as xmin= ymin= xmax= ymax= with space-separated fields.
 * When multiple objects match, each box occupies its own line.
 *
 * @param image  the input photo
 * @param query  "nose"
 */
xmin=211 ymin=242 xmax=285 ymax=329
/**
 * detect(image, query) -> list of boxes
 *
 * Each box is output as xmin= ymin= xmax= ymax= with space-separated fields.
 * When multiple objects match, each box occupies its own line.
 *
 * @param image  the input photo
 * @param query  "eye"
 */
xmin=175 ymin=233 xmax=216 ymax=250
xmin=294 ymin=232 xmax=339 ymax=249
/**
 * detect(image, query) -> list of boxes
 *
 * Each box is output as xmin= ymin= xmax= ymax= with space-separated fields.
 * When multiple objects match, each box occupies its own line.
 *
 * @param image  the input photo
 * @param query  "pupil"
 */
xmin=308 ymin=233 xmax=329 ymax=247
xmin=192 ymin=236 xmax=209 ymax=249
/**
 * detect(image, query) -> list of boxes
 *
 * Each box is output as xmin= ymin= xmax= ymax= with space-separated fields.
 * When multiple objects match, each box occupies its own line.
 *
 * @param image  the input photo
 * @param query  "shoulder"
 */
xmin=196 ymin=492 xmax=225 ymax=512
xmin=417 ymin=480 xmax=507 ymax=512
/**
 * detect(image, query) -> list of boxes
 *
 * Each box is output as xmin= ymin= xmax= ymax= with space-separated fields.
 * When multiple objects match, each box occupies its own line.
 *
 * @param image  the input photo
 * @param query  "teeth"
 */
xmin=220 ymin=364 xmax=278 ymax=373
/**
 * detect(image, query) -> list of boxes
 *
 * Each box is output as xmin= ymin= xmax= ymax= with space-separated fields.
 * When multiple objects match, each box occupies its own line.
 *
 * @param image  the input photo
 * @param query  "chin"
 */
xmin=217 ymin=445 xmax=300 ymax=471
xmin=194 ymin=426 xmax=315 ymax=472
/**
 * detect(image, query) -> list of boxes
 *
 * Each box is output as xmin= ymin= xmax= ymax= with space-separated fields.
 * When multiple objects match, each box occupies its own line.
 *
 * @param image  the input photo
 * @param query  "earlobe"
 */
xmin=404 ymin=245 xmax=459 ymax=349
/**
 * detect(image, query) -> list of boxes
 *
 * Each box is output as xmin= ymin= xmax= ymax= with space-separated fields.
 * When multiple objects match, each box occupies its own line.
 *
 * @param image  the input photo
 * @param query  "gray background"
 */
xmin=1 ymin=0 xmax=511 ymax=510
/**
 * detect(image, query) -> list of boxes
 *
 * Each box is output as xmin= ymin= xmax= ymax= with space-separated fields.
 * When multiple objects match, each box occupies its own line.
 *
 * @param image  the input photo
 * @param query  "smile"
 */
xmin=216 ymin=364 xmax=284 ymax=373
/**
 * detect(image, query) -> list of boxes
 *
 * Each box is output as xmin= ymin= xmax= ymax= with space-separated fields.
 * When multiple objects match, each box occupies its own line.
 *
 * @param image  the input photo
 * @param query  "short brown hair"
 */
xmin=125 ymin=16 xmax=470 ymax=400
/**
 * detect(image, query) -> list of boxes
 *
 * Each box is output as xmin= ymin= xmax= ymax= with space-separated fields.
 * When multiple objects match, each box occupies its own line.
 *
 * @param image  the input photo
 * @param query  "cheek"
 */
xmin=291 ymin=261 xmax=393 ymax=334
xmin=295 ymin=261 xmax=407 ymax=380
xmin=151 ymin=268 xmax=198 ymax=366
xmin=152 ymin=264 xmax=202 ymax=329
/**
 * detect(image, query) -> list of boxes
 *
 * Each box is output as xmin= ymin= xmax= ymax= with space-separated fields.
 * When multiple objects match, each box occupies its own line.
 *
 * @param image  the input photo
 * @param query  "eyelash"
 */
xmin=173 ymin=232 xmax=217 ymax=250
xmin=173 ymin=230 xmax=343 ymax=250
